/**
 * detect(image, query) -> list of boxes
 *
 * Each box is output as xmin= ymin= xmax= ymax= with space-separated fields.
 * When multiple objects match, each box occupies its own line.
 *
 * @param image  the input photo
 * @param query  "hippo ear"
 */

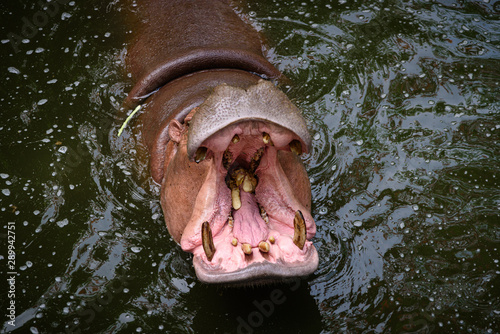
xmin=168 ymin=119 xmax=184 ymax=143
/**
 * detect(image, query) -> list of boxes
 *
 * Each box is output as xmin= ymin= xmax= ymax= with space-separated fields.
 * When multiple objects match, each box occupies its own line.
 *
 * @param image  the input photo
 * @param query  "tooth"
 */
xmin=234 ymin=169 xmax=245 ymax=187
xmin=231 ymin=238 xmax=238 ymax=246
xmin=259 ymin=204 xmax=269 ymax=224
xmin=232 ymin=134 xmax=240 ymax=143
xmin=250 ymin=148 xmax=264 ymax=173
xmin=258 ymin=241 xmax=270 ymax=253
xmin=231 ymin=187 xmax=241 ymax=210
xmin=269 ymin=236 xmax=275 ymax=244
xmin=289 ymin=140 xmax=302 ymax=155
xmin=242 ymin=174 xmax=257 ymax=193
xmin=263 ymin=132 xmax=271 ymax=145
xmin=228 ymin=214 xmax=234 ymax=228
xmin=293 ymin=210 xmax=306 ymax=250
xmin=202 ymin=221 xmax=216 ymax=261
xmin=241 ymin=243 xmax=252 ymax=255
xmin=195 ymin=147 xmax=207 ymax=163
xmin=223 ymin=149 xmax=232 ymax=170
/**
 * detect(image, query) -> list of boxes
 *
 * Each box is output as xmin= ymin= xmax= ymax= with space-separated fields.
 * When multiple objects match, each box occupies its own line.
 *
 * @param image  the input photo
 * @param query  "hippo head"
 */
xmin=159 ymin=80 xmax=318 ymax=284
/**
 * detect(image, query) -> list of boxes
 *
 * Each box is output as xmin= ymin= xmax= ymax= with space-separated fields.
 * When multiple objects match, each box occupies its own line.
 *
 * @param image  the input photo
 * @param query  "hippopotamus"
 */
xmin=124 ymin=0 xmax=318 ymax=284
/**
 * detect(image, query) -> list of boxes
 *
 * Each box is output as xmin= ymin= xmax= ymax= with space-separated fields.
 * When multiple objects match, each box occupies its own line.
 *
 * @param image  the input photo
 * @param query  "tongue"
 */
xmin=232 ymin=190 xmax=268 ymax=247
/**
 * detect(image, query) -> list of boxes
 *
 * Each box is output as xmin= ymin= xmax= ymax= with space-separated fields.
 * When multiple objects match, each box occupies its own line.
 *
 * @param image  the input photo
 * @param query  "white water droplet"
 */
xmin=56 ymin=219 xmax=69 ymax=228
xmin=8 ymin=67 xmax=21 ymax=74
xmin=353 ymin=220 xmax=362 ymax=227
xmin=131 ymin=246 xmax=142 ymax=253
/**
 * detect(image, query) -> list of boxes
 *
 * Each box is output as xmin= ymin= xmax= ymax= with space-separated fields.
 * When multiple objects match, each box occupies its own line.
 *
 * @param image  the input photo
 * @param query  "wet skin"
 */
xmin=126 ymin=0 xmax=318 ymax=284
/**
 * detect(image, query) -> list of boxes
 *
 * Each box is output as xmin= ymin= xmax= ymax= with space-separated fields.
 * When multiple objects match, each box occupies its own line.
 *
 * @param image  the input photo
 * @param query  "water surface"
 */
xmin=1 ymin=0 xmax=499 ymax=333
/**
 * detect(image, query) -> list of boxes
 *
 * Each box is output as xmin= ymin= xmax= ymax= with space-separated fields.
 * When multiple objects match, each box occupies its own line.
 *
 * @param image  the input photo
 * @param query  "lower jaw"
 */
xmin=192 ymin=243 xmax=319 ymax=285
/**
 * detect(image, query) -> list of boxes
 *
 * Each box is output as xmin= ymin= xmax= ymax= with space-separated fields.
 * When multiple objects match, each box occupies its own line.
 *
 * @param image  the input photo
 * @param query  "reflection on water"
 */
xmin=1 ymin=0 xmax=499 ymax=333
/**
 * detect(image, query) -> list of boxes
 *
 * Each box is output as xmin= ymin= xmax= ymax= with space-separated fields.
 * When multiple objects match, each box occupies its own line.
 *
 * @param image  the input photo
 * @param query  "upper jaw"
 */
xmin=186 ymin=79 xmax=312 ymax=161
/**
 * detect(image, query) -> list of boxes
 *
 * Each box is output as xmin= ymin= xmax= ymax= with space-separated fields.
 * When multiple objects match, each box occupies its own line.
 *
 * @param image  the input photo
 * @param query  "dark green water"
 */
xmin=1 ymin=0 xmax=499 ymax=333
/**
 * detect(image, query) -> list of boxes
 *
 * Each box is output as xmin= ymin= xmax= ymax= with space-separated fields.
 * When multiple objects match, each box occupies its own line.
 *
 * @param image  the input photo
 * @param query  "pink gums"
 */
xmin=232 ymin=190 xmax=268 ymax=246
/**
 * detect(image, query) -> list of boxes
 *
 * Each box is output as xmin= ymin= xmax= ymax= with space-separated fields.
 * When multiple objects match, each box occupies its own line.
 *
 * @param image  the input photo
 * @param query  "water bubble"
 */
xmin=353 ymin=220 xmax=362 ymax=227
xmin=0 ymin=173 xmax=8 ymax=179
xmin=30 ymin=327 xmax=39 ymax=334
xmin=131 ymin=246 xmax=142 ymax=253
xmin=2 ymin=189 xmax=10 ymax=196
xmin=8 ymin=67 xmax=21 ymax=74
xmin=47 ymin=79 xmax=57 ymax=84
xmin=61 ymin=12 xmax=72 ymax=20
xmin=319 ymin=207 xmax=328 ymax=215
xmin=56 ymin=219 xmax=69 ymax=228
xmin=38 ymin=99 xmax=48 ymax=106
xmin=58 ymin=146 xmax=68 ymax=154
xmin=412 ymin=204 xmax=419 ymax=211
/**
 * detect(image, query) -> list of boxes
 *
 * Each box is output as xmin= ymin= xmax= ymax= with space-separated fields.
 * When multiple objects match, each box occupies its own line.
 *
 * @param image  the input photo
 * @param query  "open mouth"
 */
xmin=179 ymin=120 xmax=318 ymax=284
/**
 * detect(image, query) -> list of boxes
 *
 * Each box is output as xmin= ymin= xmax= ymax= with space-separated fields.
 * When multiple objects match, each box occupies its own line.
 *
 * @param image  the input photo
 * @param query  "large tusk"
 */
xmin=293 ymin=210 xmax=306 ymax=250
xmin=202 ymin=221 xmax=216 ymax=261
xmin=231 ymin=187 xmax=241 ymax=210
